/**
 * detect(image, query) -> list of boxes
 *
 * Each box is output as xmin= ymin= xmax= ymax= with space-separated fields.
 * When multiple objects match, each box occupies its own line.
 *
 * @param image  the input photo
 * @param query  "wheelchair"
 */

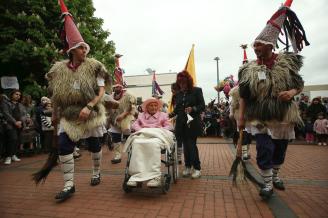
xmin=122 ymin=137 xmax=178 ymax=194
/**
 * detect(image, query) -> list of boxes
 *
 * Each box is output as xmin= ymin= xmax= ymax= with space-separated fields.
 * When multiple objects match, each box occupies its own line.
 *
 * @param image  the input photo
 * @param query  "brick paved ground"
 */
xmin=0 ymin=138 xmax=327 ymax=218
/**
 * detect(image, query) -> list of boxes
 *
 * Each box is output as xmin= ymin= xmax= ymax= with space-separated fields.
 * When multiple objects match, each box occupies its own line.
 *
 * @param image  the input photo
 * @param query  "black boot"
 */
xmin=55 ymin=186 xmax=75 ymax=201
xmin=90 ymin=174 xmax=101 ymax=186
xmin=111 ymin=158 xmax=121 ymax=164
xmin=259 ymin=187 xmax=273 ymax=200
xmin=273 ymin=180 xmax=285 ymax=190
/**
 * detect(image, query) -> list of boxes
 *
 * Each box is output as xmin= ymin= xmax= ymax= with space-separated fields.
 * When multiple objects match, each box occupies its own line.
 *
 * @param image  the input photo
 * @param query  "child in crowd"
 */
xmin=304 ymin=118 xmax=314 ymax=144
xmin=313 ymin=112 xmax=328 ymax=146
xmin=40 ymin=102 xmax=54 ymax=152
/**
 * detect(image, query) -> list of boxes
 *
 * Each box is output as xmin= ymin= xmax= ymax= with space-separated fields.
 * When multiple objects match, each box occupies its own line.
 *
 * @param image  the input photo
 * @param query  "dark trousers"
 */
xmin=43 ymin=130 xmax=54 ymax=152
xmin=110 ymin=132 xmax=129 ymax=143
xmin=317 ymin=134 xmax=327 ymax=143
xmin=255 ymin=134 xmax=288 ymax=170
xmin=58 ymin=132 xmax=101 ymax=155
xmin=4 ymin=128 xmax=18 ymax=157
xmin=177 ymin=138 xmax=182 ymax=149
xmin=182 ymin=135 xmax=201 ymax=170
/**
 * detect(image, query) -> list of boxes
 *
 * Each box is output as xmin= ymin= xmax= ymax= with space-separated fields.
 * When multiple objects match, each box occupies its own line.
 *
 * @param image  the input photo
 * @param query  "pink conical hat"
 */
xmin=59 ymin=0 xmax=90 ymax=54
xmin=113 ymin=54 xmax=125 ymax=88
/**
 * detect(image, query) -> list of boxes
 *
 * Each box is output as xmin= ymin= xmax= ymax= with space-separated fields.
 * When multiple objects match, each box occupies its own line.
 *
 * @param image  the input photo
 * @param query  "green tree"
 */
xmin=0 ymin=0 xmax=116 ymax=97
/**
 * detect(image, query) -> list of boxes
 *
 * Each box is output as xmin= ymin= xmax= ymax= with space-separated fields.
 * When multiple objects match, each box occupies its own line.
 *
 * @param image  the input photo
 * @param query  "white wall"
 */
xmin=124 ymin=73 xmax=177 ymax=104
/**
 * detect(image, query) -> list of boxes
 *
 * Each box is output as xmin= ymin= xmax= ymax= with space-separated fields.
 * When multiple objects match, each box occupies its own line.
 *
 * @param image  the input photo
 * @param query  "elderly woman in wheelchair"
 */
xmin=122 ymin=97 xmax=175 ymax=189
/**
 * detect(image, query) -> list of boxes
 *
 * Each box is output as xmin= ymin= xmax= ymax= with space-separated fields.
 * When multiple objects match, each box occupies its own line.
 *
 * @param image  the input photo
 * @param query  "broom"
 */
xmin=229 ymin=130 xmax=264 ymax=187
xmin=32 ymin=119 xmax=59 ymax=185
xmin=229 ymin=130 xmax=247 ymax=185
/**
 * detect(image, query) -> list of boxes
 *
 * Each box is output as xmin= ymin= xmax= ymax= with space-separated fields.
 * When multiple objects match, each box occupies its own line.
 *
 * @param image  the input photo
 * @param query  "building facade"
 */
xmin=124 ymin=73 xmax=177 ymax=104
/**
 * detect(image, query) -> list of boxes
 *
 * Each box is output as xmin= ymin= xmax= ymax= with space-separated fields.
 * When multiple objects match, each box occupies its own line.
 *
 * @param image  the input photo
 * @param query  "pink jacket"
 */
xmin=313 ymin=118 xmax=328 ymax=134
xmin=132 ymin=111 xmax=173 ymax=132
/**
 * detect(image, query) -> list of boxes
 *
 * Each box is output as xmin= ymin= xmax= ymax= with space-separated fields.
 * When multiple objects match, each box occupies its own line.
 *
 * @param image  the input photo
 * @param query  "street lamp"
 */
xmin=214 ymin=56 xmax=220 ymax=101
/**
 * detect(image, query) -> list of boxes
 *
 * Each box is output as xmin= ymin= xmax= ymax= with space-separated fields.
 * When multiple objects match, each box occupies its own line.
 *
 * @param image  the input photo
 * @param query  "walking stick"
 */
xmin=32 ymin=115 xmax=59 ymax=185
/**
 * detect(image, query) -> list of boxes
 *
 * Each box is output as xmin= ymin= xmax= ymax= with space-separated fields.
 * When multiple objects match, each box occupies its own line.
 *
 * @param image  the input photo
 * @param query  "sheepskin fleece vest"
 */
xmin=108 ymin=92 xmax=136 ymax=127
xmin=46 ymin=58 xmax=107 ymax=141
xmin=238 ymin=52 xmax=304 ymax=125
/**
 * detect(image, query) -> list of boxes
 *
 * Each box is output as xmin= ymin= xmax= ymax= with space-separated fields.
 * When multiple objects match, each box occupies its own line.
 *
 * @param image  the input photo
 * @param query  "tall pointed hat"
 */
xmin=240 ymin=44 xmax=248 ymax=64
xmin=59 ymin=0 xmax=90 ymax=54
xmin=254 ymin=0 xmax=309 ymax=53
xmin=113 ymin=54 xmax=125 ymax=88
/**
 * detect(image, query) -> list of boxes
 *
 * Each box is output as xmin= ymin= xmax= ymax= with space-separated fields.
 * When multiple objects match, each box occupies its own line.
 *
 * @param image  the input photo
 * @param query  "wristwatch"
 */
xmin=86 ymin=104 xmax=94 ymax=111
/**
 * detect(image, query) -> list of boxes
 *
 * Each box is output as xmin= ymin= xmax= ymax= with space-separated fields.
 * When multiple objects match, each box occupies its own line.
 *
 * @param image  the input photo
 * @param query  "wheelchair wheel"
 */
xmin=171 ymin=143 xmax=178 ymax=183
xmin=161 ymin=174 xmax=171 ymax=194
xmin=122 ymin=174 xmax=132 ymax=193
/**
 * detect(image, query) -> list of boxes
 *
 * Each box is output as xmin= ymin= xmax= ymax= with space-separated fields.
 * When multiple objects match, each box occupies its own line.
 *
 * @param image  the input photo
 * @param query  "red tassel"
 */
xmin=284 ymin=0 xmax=293 ymax=7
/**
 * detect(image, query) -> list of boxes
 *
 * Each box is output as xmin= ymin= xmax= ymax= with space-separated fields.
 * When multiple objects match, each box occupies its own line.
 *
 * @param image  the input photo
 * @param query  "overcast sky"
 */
xmin=93 ymin=0 xmax=328 ymax=102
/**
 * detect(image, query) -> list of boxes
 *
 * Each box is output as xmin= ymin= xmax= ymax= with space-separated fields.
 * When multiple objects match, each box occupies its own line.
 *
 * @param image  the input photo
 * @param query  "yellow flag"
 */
xmin=184 ymin=44 xmax=197 ymax=85
xmin=168 ymin=96 xmax=174 ymax=113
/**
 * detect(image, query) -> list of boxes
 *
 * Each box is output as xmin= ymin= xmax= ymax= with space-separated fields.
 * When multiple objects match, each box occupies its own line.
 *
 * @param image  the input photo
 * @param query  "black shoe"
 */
xmin=73 ymin=153 xmax=82 ymax=159
xmin=259 ymin=187 xmax=273 ymax=200
xmin=90 ymin=174 xmax=101 ymax=186
xmin=111 ymin=158 xmax=121 ymax=164
xmin=55 ymin=186 xmax=75 ymax=201
xmin=273 ymin=180 xmax=285 ymax=190
xmin=243 ymin=155 xmax=251 ymax=160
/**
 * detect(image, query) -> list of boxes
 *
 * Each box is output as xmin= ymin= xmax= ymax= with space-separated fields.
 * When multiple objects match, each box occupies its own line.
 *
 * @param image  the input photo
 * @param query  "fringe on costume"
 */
xmin=60 ymin=104 xmax=107 ymax=142
xmin=278 ymin=7 xmax=310 ymax=53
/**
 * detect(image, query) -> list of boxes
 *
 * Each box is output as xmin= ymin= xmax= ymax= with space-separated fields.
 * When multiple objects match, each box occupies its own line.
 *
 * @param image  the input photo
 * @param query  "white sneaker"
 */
xmin=4 ymin=157 xmax=11 ymax=165
xmin=147 ymin=176 xmax=161 ymax=187
xmin=323 ymin=143 xmax=327 ymax=146
xmin=318 ymin=143 xmax=322 ymax=146
xmin=182 ymin=167 xmax=192 ymax=177
xmin=191 ymin=170 xmax=201 ymax=179
xmin=11 ymin=155 xmax=21 ymax=162
xmin=126 ymin=180 xmax=137 ymax=187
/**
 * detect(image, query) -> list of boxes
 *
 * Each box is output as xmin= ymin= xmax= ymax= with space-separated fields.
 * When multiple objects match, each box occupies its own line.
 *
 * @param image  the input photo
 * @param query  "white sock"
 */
xmin=260 ymin=169 xmax=273 ymax=190
xmin=272 ymin=164 xmax=282 ymax=182
xmin=242 ymin=145 xmax=248 ymax=157
xmin=91 ymin=150 xmax=102 ymax=177
xmin=59 ymin=154 xmax=74 ymax=189
xmin=113 ymin=143 xmax=121 ymax=159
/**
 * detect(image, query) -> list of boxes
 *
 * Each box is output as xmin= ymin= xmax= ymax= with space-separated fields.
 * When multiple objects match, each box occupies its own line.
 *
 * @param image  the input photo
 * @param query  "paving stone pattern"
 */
xmin=0 ymin=138 xmax=327 ymax=218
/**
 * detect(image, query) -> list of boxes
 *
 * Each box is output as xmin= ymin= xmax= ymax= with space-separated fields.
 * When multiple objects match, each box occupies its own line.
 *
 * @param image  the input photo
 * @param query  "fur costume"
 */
xmin=237 ymin=52 xmax=304 ymax=126
xmin=108 ymin=92 xmax=136 ymax=133
xmin=46 ymin=58 xmax=110 ymax=141
xmin=229 ymin=86 xmax=240 ymax=121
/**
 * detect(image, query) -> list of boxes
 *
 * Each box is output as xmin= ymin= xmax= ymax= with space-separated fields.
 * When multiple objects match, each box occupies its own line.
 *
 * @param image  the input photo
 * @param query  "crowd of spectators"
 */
xmin=0 ymin=90 xmax=55 ymax=165
xmin=200 ymin=100 xmax=234 ymax=138
xmin=296 ymin=94 xmax=328 ymax=145
xmin=198 ymin=93 xmax=328 ymax=146
xmin=1 ymin=88 xmax=327 ymax=166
